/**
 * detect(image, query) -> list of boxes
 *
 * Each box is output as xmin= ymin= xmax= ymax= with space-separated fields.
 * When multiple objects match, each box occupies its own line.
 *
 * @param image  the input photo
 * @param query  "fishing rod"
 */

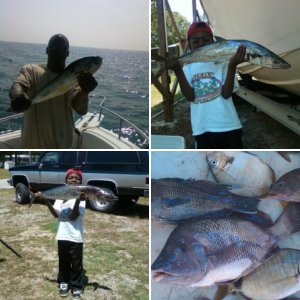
xmin=0 ymin=238 xmax=22 ymax=258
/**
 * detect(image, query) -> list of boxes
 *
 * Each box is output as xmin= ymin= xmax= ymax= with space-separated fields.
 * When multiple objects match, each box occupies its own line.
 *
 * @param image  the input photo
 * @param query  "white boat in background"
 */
xmin=201 ymin=0 xmax=300 ymax=96
xmin=0 ymin=97 xmax=149 ymax=149
xmin=201 ymin=0 xmax=300 ymax=135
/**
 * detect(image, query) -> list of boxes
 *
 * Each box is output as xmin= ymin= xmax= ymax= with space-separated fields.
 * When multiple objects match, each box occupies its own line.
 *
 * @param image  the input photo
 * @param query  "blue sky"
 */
xmin=0 ymin=0 xmax=149 ymax=51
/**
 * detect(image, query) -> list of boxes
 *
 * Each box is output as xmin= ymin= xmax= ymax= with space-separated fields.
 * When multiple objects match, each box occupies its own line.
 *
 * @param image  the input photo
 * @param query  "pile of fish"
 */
xmin=151 ymin=152 xmax=300 ymax=300
xmin=30 ymin=184 xmax=118 ymax=207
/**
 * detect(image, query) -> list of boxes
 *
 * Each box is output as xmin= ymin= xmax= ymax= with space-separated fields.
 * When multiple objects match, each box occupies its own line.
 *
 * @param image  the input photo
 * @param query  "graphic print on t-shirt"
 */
xmin=59 ymin=207 xmax=72 ymax=221
xmin=191 ymin=71 xmax=222 ymax=103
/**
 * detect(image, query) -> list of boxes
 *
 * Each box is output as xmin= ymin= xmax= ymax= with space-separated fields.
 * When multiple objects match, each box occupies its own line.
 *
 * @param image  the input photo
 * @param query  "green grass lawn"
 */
xmin=0 ymin=168 xmax=9 ymax=179
xmin=0 ymin=190 xmax=149 ymax=300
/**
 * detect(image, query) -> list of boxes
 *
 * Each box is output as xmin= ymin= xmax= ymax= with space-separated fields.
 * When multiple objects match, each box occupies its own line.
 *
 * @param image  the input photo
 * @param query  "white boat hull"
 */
xmin=202 ymin=0 xmax=300 ymax=95
xmin=0 ymin=113 xmax=139 ymax=149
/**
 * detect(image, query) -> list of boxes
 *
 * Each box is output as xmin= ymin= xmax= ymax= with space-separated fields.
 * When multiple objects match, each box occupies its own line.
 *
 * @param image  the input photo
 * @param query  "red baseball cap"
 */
xmin=187 ymin=21 xmax=213 ymax=39
xmin=65 ymin=168 xmax=82 ymax=180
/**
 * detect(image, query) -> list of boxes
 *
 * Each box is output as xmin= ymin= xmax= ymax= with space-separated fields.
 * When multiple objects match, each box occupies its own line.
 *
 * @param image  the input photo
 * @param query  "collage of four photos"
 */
xmin=1 ymin=0 xmax=300 ymax=299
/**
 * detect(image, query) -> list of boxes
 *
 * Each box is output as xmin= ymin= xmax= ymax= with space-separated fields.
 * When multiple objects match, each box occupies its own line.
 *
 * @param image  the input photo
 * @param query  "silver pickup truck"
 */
xmin=8 ymin=151 xmax=149 ymax=213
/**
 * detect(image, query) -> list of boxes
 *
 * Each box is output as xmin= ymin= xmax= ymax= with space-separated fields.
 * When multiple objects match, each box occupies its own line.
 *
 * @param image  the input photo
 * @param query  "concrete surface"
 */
xmin=0 ymin=179 xmax=13 ymax=189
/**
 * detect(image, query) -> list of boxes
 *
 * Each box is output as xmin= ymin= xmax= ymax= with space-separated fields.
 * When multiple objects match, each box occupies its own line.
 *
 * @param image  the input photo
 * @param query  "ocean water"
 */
xmin=0 ymin=41 xmax=149 ymax=147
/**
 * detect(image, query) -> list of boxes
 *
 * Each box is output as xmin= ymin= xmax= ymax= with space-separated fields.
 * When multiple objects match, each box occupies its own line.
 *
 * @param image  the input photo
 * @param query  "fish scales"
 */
xmin=178 ymin=40 xmax=290 ymax=69
xmin=40 ymin=185 xmax=117 ymax=202
xmin=152 ymin=178 xmax=259 ymax=222
xmin=235 ymin=248 xmax=300 ymax=300
xmin=151 ymin=203 xmax=300 ymax=287
xmin=206 ymin=152 xmax=275 ymax=197
xmin=269 ymin=168 xmax=300 ymax=202
xmin=31 ymin=56 xmax=102 ymax=105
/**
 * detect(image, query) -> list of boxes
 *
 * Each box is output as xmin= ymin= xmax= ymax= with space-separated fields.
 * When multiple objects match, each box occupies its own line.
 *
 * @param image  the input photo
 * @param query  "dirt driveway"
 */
xmin=0 ymin=189 xmax=149 ymax=300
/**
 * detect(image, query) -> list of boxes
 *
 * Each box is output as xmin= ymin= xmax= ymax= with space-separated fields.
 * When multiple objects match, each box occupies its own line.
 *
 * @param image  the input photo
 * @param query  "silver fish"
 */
xmin=151 ymin=202 xmax=300 ymax=287
xmin=268 ymin=168 xmax=300 ymax=202
xmin=152 ymin=178 xmax=260 ymax=223
xmin=9 ymin=56 xmax=102 ymax=111
xmin=178 ymin=40 xmax=290 ymax=69
xmin=30 ymin=184 xmax=118 ymax=206
xmin=206 ymin=152 xmax=275 ymax=197
xmin=232 ymin=248 xmax=300 ymax=300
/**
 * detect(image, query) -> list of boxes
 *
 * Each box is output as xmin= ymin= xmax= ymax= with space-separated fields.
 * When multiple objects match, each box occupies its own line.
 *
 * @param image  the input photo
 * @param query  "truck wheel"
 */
xmin=15 ymin=183 xmax=30 ymax=204
xmin=89 ymin=198 xmax=119 ymax=213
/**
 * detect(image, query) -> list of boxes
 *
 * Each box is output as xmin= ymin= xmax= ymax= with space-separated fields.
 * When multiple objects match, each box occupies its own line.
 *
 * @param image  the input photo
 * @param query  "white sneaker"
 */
xmin=59 ymin=283 xmax=69 ymax=297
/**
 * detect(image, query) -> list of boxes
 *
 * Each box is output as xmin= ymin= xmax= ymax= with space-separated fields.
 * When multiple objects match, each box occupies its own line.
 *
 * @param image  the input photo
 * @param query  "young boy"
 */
xmin=167 ymin=21 xmax=248 ymax=149
xmin=37 ymin=168 xmax=86 ymax=299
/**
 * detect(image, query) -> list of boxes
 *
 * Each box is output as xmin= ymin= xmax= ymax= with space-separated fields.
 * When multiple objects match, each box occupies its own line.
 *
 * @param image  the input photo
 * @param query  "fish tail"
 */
xmin=270 ymin=202 xmax=300 ymax=239
xmin=28 ymin=191 xmax=35 ymax=207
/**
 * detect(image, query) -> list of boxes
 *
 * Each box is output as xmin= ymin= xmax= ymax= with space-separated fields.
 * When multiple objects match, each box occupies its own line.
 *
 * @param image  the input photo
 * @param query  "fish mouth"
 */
xmin=152 ymin=271 xmax=178 ymax=282
xmin=267 ymin=192 xmax=288 ymax=201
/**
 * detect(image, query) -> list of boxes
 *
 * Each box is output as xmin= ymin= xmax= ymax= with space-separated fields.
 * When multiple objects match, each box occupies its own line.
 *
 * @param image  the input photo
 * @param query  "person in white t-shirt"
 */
xmin=166 ymin=21 xmax=248 ymax=149
xmin=36 ymin=168 xmax=86 ymax=299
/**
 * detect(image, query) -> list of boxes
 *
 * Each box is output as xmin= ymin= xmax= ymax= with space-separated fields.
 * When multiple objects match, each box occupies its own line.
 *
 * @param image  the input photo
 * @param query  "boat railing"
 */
xmin=0 ymin=113 xmax=23 ymax=135
xmin=98 ymin=96 xmax=149 ymax=143
xmin=0 ymin=97 xmax=149 ymax=147
xmin=0 ymin=113 xmax=23 ymax=124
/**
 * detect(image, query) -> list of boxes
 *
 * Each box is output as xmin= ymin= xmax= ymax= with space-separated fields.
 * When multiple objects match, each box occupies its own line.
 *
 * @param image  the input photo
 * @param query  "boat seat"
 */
xmin=151 ymin=134 xmax=185 ymax=149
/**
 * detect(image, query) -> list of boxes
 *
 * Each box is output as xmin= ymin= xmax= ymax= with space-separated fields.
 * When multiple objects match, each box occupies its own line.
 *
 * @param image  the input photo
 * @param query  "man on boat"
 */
xmin=9 ymin=34 xmax=98 ymax=148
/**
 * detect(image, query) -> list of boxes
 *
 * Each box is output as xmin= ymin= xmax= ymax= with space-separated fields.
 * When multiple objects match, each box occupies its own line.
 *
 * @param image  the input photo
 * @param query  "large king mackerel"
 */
xmin=179 ymin=40 xmax=290 ymax=69
xmin=8 ymin=56 xmax=102 ymax=111
xmin=31 ymin=56 xmax=102 ymax=105
xmin=29 ymin=184 xmax=118 ymax=207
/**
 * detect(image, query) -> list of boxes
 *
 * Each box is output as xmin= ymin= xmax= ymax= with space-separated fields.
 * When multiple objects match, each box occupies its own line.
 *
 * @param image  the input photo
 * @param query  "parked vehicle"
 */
xmin=8 ymin=151 xmax=149 ymax=213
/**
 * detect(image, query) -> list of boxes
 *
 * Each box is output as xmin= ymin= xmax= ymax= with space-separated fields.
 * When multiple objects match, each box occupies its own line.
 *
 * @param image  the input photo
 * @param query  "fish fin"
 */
xmin=227 ymin=183 xmax=246 ymax=195
xmin=277 ymin=151 xmax=291 ymax=162
xmin=214 ymin=36 xmax=227 ymax=42
xmin=243 ymin=151 xmax=262 ymax=158
xmin=225 ymin=155 xmax=234 ymax=164
xmin=159 ymin=210 xmax=234 ymax=224
xmin=262 ymin=245 xmax=280 ymax=261
xmin=232 ymin=210 xmax=273 ymax=227
xmin=236 ymin=294 xmax=253 ymax=300
xmin=213 ymin=285 xmax=231 ymax=300
xmin=215 ymin=279 xmax=238 ymax=285
xmin=28 ymin=191 xmax=35 ymax=207
xmin=270 ymin=202 xmax=300 ymax=239
xmin=280 ymin=200 xmax=289 ymax=207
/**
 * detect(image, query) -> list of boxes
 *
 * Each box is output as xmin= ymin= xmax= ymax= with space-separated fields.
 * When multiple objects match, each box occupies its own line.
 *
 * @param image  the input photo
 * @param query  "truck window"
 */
xmin=86 ymin=151 xmax=139 ymax=164
xmin=61 ymin=152 xmax=78 ymax=165
xmin=41 ymin=152 xmax=59 ymax=165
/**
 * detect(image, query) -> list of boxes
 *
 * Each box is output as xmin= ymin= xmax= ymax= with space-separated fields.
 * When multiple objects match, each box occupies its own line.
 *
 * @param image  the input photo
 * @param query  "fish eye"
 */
xmin=211 ymin=160 xmax=217 ymax=165
xmin=277 ymin=182 xmax=285 ymax=189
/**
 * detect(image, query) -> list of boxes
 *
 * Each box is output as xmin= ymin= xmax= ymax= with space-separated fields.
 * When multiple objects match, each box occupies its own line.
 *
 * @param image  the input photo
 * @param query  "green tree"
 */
xmin=151 ymin=2 xmax=190 ymax=48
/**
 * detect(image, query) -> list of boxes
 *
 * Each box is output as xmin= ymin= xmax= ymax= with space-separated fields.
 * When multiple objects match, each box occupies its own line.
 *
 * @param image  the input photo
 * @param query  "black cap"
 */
xmin=48 ymin=34 xmax=69 ymax=49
